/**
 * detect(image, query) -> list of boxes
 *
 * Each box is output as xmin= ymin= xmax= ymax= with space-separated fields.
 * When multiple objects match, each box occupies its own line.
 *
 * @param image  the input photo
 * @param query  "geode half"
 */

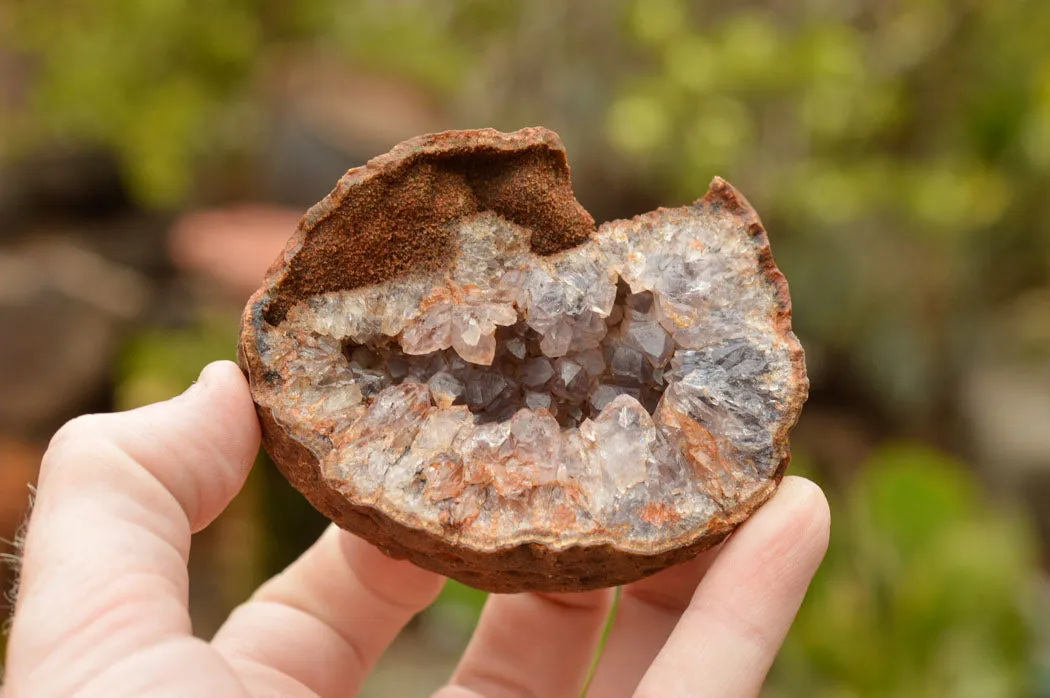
xmin=238 ymin=127 xmax=808 ymax=593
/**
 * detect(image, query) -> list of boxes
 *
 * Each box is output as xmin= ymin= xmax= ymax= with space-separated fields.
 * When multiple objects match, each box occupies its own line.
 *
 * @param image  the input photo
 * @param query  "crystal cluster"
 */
xmin=255 ymin=202 xmax=799 ymax=545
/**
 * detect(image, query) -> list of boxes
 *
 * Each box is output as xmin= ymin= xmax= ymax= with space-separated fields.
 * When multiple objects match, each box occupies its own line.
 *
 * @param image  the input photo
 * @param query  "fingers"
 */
xmin=5 ymin=361 xmax=261 ymax=694
xmin=633 ymin=477 xmax=831 ymax=698
xmin=585 ymin=545 xmax=722 ymax=697
xmin=434 ymin=587 xmax=615 ymax=698
xmin=212 ymin=526 xmax=445 ymax=698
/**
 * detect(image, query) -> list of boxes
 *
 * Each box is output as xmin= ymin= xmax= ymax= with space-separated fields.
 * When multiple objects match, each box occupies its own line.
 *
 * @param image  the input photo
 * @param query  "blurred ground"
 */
xmin=2 ymin=1 xmax=1049 ymax=695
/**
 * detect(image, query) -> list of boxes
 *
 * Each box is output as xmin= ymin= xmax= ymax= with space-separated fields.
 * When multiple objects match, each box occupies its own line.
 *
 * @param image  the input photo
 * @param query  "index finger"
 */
xmin=633 ymin=477 xmax=830 ymax=697
xmin=5 ymin=361 xmax=260 ymax=694
xmin=586 ymin=541 xmax=723 ymax=697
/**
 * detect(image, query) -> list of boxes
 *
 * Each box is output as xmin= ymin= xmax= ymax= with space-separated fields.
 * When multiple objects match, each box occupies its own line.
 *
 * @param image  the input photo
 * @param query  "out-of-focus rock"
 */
xmin=260 ymin=54 xmax=451 ymax=206
xmin=169 ymin=205 xmax=301 ymax=300
xmin=0 ymin=237 xmax=152 ymax=436
xmin=964 ymin=364 xmax=1050 ymax=472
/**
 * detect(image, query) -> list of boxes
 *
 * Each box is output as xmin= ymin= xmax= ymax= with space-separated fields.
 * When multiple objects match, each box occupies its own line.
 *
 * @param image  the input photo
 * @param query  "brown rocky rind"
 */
xmin=238 ymin=127 xmax=807 ymax=593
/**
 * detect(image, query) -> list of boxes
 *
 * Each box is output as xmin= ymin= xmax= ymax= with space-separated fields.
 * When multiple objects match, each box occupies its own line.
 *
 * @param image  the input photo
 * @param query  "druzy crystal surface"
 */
xmin=240 ymin=127 xmax=807 ymax=591
xmin=254 ymin=196 xmax=800 ymax=543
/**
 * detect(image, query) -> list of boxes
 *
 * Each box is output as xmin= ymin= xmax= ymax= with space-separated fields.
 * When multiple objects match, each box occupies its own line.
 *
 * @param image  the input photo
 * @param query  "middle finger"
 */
xmin=585 ymin=545 xmax=722 ymax=697
xmin=435 ymin=587 xmax=614 ymax=698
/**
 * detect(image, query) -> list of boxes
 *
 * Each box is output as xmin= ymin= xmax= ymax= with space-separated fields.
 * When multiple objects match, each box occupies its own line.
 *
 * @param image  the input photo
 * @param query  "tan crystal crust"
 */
xmin=239 ymin=127 xmax=808 ymax=593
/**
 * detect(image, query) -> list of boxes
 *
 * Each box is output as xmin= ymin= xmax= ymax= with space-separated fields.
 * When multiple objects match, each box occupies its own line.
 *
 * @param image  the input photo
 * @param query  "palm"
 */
xmin=3 ymin=362 xmax=828 ymax=698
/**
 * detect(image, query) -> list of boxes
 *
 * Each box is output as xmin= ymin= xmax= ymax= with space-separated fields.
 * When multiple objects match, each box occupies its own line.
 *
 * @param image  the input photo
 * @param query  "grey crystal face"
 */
xmin=252 ymin=205 xmax=802 ymax=549
xmin=666 ymin=339 xmax=783 ymax=469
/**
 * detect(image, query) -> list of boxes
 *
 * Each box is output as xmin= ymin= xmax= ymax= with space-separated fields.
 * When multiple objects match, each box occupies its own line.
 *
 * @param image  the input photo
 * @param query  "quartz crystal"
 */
xmin=241 ymin=127 xmax=807 ymax=593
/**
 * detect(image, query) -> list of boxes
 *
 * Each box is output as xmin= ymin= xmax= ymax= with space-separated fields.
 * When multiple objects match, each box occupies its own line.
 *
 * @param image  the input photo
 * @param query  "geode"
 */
xmin=238 ymin=127 xmax=807 ymax=593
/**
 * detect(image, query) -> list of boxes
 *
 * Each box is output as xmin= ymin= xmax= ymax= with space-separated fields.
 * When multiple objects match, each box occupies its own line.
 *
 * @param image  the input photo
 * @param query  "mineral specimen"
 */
xmin=239 ymin=127 xmax=808 ymax=593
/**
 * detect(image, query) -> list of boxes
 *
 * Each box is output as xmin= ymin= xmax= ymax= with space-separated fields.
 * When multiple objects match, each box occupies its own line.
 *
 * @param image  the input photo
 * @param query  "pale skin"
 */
xmin=3 ymin=361 xmax=830 ymax=697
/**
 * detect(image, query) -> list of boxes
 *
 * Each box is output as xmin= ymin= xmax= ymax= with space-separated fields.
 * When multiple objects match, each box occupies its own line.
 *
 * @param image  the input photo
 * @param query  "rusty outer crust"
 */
xmin=238 ymin=127 xmax=808 ymax=593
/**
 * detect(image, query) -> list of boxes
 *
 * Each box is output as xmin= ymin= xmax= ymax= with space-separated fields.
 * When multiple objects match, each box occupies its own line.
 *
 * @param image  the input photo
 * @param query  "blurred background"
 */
xmin=1 ymin=0 xmax=1049 ymax=695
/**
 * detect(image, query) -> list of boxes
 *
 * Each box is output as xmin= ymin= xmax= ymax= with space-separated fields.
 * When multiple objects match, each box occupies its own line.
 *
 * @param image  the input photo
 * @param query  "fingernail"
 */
xmin=198 ymin=361 xmax=224 ymax=387
xmin=184 ymin=361 xmax=222 ymax=397
xmin=778 ymin=477 xmax=827 ymax=511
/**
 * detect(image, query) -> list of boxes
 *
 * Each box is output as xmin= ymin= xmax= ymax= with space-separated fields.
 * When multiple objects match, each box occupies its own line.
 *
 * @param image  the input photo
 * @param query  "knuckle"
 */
xmin=48 ymin=413 xmax=108 ymax=449
xmin=40 ymin=414 xmax=117 ymax=483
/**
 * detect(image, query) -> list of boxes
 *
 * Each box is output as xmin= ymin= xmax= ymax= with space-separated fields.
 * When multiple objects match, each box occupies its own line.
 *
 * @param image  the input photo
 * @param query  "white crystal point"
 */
xmin=567 ymin=310 xmax=608 ymax=352
xmin=401 ymin=301 xmax=453 ymax=354
xmin=320 ymin=381 xmax=364 ymax=414
xmin=448 ymin=299 xmax=517 ymax=365
xmin=459 ymin=421 xmax=511 ymax=489
xmin=584 ymin=394 xmax=655 ymax=493
xmin=522 ymin=249 xmax=616 ymax=358
xmin=456 ymin=312 xmax=484 ymax=347
xmin=560 ymin=428 xmax=607 ymax=509
xmin=538 ymin=318 xmax=574 ymax=357
xmin=507 ymin=408 xmax=561 ymax=484
xmin=379 ymin=281 xmax=430 ymax=336
xmin=284 ymin=293 xmax=382 ymax=343
xmin=622 ymin=316 xmax=674 ymax=367
xmin=452 ymin=329 xmax=497 ymax=365
xmin=552 ymin=248 xmax=617 ymax=316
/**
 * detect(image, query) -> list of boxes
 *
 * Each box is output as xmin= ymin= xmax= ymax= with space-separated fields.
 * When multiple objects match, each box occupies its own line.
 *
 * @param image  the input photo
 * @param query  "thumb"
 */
xmin=6 ymin=361 xmax=260 ymax=693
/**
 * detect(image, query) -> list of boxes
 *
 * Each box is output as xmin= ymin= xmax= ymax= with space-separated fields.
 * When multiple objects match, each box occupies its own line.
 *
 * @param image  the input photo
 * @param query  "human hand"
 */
xmin=3 ymin=361 xmax=829 ymax=697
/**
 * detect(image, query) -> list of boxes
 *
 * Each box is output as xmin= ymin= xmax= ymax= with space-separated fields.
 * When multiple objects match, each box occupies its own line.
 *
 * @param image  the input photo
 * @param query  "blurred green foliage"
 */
xmin=1 ymin=0 xmax=517 ymax=205
xmin=769 ymin=445 xmax=1038 ymax=697
xmin=115 ymin=313 xmax=239 ymax=410
xmin=427 ymin=579 xmax=488 ymax=640
xmin=4 ymin=0 xmax=267 ymax=205
xmin=610 ymin=0 xmax=1050 ymax=416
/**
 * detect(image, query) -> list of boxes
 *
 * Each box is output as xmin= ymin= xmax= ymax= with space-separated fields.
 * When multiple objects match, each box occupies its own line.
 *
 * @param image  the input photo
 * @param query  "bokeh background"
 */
xmin=2 ymin=0 xmax=1049 ymax=695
